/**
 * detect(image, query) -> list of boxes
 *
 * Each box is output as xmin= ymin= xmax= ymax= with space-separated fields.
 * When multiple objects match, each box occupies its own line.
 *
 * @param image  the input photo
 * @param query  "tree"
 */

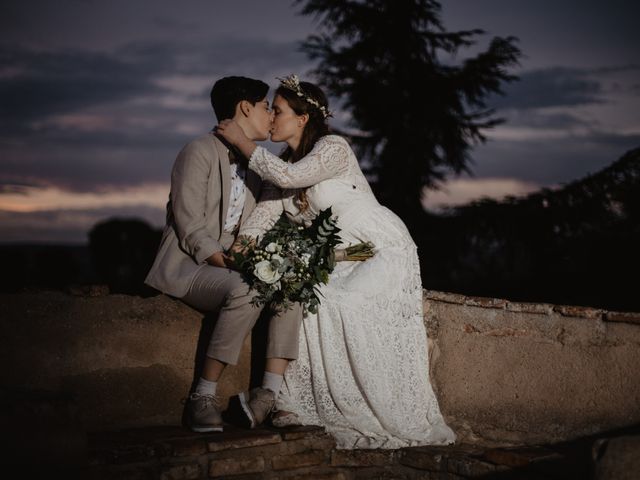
xmin=296 ymin=0 xmax=521 ymax=216
xmin=89 ymin=218 xmax=161 ymax=295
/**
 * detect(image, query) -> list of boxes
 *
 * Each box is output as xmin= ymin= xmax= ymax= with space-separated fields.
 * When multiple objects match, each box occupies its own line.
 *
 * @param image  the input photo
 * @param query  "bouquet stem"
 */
xmin=335 ymin=241 xmax=376 ymax=261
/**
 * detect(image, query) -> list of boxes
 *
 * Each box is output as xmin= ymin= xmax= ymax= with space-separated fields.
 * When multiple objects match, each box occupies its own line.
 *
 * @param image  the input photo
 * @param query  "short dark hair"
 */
xmin=210 ymin=76 xmax=269 ymax=121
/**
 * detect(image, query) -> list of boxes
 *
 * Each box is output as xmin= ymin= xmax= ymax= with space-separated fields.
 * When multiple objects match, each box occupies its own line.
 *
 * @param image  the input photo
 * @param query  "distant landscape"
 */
xmin=3 ymin=147 xmax=638 ymax=312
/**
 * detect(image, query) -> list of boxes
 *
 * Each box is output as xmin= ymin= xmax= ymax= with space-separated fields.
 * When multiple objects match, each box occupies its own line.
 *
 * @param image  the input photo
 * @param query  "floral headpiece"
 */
xmin=276 ymin=74 xmax=332 ymax=119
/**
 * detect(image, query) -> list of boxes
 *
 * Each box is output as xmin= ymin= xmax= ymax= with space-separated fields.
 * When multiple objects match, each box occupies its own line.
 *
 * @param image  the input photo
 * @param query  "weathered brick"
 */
xmin=107 ymin=445 xmax=157 ymax=464
xmin=271 ymin=449 xmax=327 ymax=470
xmin=483 ymin=447 xmax=561 ymax=467
xmin=160 ymin=463 xmax=201 ymax=480
xmin=95 ymin=466 xmax=154 ymax=480
xmin=399 ymin=447 xmax=447 ymax=471
xmin=279 ymin=425 xmax=326 ymax=441
xmin=605 ymin=311 xmax=640 ymax=325
xmin=171 ymin=438 xmax=207 ymax=457
xmin=554 ymin=304 xmax=602 ymax=319
xmin=282 ymin=472 xmax=349 ymax=480
xmin=330 ymin=449 xmax=395 ymax=467
xmin=207 ymin=431 xmax=281 ymax=452
xmin=353 ymin=466 xmax=424 ymax=479
xmin=446 ymin=456 xmax=496 ymax=476
xmin=506 ymin=301 xmax=553 ymax=315
xmin=209 ymin=456 xmax=265 ymax=477
xmin=465 ymin=296 xmax=508 ymax=309
xmin=278 ymin=434 xmax=336 ymax=456
xmin=424 ymin=290 xmax=466 ymax=304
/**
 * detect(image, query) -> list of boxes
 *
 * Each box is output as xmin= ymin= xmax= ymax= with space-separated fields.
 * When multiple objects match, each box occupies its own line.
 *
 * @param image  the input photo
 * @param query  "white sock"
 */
xmin=195 ymin=377 xmax=217 ymax=396
xmin=262 ymin=371 xmax=284 ymax=396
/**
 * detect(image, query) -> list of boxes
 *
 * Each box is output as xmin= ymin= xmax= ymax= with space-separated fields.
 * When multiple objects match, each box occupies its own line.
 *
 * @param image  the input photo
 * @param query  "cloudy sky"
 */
xmin=1 ymin=0 xmax=639 ymax=243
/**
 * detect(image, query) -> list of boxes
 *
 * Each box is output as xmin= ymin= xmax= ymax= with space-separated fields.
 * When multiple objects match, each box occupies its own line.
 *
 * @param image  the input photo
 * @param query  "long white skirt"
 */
xmin=276 ymin=205 xmax=456 ymax=449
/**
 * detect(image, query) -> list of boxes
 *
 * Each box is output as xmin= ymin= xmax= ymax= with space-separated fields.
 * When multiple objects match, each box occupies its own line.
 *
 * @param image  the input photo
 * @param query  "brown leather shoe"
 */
xmin=225 ymin=387 xmax=275 ymax=429
xmin=187 ymin=393 xmax=223 ymax=433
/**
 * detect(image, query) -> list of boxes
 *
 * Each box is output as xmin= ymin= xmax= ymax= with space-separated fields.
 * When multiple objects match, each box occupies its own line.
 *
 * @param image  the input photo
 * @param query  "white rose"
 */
xmin=254 ymin=260 xmax=282 ymax=284
xmin=301 ymin=253 xmax=311 ymax=266
xmin=265 ymin=242 xmax=278 ymax=253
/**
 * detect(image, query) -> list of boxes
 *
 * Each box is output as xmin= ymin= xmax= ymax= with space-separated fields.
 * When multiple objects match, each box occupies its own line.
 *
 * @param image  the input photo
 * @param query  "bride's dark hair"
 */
xmin=276 ymin=81 xmax=330 ymax=211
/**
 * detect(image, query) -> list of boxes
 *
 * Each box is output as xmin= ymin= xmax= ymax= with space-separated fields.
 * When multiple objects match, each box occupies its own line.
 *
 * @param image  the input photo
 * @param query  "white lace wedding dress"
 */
xmin=239 ymin=135 xmax=456 ymax=449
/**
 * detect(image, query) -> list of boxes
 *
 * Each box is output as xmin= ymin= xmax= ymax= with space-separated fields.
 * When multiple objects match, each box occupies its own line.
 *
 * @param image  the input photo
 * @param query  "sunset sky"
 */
xmin=1 ymin=0 xmax=639 ymax=243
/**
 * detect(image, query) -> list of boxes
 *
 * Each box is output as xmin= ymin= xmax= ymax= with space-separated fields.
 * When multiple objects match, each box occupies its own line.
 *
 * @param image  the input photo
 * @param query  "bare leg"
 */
xmin=202 ymin=357 xmax=226 ymax=382
xmin=265 ymin=357 xmax=288 ymax=375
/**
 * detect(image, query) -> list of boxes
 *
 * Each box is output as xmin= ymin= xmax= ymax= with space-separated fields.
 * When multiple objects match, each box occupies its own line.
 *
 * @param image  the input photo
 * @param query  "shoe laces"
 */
xmin=188 ymin=392 xmax=220 ymax=409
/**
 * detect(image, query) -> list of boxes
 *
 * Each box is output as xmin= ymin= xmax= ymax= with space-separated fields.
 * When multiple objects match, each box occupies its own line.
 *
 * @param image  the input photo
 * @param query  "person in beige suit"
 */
xmin=146 ymin=76 xmax=302 ymax=433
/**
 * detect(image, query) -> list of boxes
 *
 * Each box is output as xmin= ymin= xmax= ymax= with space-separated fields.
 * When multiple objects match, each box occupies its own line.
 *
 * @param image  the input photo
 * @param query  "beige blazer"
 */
xmin=145 ymin=133 xmax=262 ymax=297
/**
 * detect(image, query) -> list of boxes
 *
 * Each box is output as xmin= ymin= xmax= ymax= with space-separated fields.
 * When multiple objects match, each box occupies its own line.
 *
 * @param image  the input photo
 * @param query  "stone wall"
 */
xmin=423 ymin=291 xmax=640 ymax=446
xmin=1 ymin=289 xmax=639 ymax=447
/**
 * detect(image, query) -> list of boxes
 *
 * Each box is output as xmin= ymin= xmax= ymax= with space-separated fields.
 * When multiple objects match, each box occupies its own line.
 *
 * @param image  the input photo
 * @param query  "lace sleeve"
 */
xmin=248 ymin=135 xmax=351 ymax=189
xmin=239 ymin=181 xmax=284 ymax=239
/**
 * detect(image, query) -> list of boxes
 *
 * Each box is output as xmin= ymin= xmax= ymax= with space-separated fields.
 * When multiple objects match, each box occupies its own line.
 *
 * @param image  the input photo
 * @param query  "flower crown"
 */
xmin=277 ymin=74 xmax=332 ymax=119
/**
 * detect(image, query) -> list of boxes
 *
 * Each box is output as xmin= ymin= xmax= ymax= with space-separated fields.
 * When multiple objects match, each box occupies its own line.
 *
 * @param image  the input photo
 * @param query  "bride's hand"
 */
xmin=229 ymin=236 xmax=254 ymax=256
xmin=216 ymin=119 xmax=248 ymax=146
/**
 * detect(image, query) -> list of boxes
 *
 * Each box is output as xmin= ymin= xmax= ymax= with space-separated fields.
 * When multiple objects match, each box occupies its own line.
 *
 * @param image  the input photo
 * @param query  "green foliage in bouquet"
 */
xmin=232 ymin=207 xmax=341 ymax=314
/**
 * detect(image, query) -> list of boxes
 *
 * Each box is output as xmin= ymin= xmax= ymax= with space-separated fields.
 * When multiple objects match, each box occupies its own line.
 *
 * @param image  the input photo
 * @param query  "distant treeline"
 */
xmin=0 ymin=219 xmax=161 ymax=296
xmin=415 ymin=147 xmax=640 ymax=312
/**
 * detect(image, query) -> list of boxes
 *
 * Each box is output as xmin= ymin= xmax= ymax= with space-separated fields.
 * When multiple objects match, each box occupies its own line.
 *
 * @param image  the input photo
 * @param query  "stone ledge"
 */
xmin=77 ymin=424 xmax=613 ymax=479
xmin=605 ymin=310 xmax=640 ymax=325
xmin=3 ymin=289 xmax=639 ymax=449
xmin=424 ymin=289 xmax=638 ymax=323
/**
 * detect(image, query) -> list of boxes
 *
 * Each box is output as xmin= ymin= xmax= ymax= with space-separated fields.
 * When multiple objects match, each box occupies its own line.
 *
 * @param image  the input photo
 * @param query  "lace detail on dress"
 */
xmin=274 ymin=204 xmax=455 ymax=449
xmin=249 ymin=135 xmax=352 ymax=189
xmin=277 ymin=242 xmax=455 ymax=449
xmin=240 ymin=134 xmax=455 ymax=449
xmin=238 ymin=182 xmax=285 ymax=239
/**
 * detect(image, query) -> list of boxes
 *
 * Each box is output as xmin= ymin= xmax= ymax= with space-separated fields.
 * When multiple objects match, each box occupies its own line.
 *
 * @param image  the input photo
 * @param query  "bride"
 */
xmin=216 ymin=75 xmax=455 ymax=449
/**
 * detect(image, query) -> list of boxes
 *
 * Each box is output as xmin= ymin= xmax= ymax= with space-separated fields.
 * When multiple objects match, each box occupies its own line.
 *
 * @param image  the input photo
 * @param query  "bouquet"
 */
xmin=232 ymin=208 xmax=342 ymax=314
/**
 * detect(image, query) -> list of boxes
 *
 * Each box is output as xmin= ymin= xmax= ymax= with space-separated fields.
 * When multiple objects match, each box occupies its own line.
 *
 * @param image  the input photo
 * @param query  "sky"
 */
xmin=1 ymin=0 xmax=639 ymax=243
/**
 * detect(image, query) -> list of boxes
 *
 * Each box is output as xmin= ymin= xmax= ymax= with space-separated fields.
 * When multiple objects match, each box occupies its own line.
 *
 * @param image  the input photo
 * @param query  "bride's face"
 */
xmin=270 ymin=94 xmax=307 ymax=148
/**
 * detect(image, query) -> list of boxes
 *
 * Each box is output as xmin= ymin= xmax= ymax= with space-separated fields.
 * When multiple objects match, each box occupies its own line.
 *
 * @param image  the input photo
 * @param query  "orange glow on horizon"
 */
xmin=0 ymin=184 xmax=169 ymax=212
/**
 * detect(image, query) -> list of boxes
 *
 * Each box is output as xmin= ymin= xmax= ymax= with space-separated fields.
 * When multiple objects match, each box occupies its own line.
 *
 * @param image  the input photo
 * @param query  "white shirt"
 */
xmin=223 ymin=159 xmax=247 ymax=233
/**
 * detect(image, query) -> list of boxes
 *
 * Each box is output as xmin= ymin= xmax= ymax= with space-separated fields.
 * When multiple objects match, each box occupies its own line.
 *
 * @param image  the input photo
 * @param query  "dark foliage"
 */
xmin=418 ymin=148 xmax=640 ymax=311
xmin=296 ymin=0 xmax=521 ymax=215
xmin=0 ymin=244 xmax=96 ymax=292
xmin=88 ymin=218 xmax=161 ymax=295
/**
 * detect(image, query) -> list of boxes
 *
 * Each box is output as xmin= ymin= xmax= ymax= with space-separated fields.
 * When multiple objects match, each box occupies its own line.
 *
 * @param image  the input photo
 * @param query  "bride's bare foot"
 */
xmin=271 ymin=410 xmax=300 ymax=427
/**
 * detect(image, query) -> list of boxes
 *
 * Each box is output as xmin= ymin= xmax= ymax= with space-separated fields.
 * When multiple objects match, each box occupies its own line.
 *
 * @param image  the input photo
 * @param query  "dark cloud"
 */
xmin=0 ymin=182 xmax=38 ymax=194
xmin=589 ymin=64 xmax=640 ymax=75
xmin=504 ymin=111 xmax=592 ymax=130
xmin=0 ymin=119 xmax=187 ymax=191
xmin=471 ymin=132 xmax=640 ymax=185
xmin=0 ymin=45 xmax=166 ymax=122
xmin=1 ymin=37 xmax=308 ymax=126
xmin=491 ymin=67 xmax=604 ymax=110
xmin=116 ymin=38 xmax=308 ymax=77
xmin=491 ymin=64 xmax=640 ymax=111
xmin=0 ymin=38 xmax=309 ymax=192
xmin=151 ymin=15 xmax=200 ymax=33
